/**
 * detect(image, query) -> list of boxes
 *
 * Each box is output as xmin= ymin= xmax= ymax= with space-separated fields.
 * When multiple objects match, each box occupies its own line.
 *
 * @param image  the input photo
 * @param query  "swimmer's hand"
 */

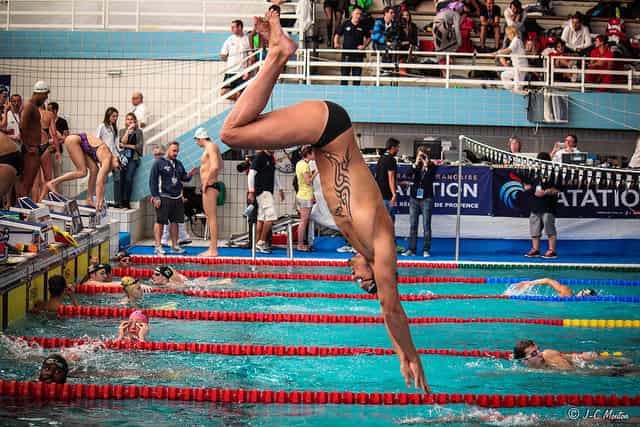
xmin=140 ymin=284 xmax=153 ymax=294
xmin=117 ymin=321 xmax=128 ymax=341
xmin=138 ymin=323 xmax=149 ymax=342
xmin=514 ymin=281 xmax=533 ymax=290
xmin=400 ymin=356 xmax=431 ymax=394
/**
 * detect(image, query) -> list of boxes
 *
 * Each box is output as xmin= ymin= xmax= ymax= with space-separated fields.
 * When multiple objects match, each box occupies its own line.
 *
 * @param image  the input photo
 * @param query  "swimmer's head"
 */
xmin=39 ymin=354 xmax=68 ymax=384
xmin=514 ymin=339 xmax=545 ymax=367
xmin=127 ymin=310 xmax=149 ymax=335
xmin=88 ymin=263 xmax=112 ymax=282
xmin=121 ymin=277 xmax=142 ymax=300
xmin=576 ymin=288 xmax=597 ymax=297
xmin=114 ymin=250 xmax=131 ymax=267
xmin=48 ymin=275 xmax=67 ymax=298
xmin=151 ymin=266 xmax=173 ymax=285
xmin=348 ymin=254 xmax=377 ymax=294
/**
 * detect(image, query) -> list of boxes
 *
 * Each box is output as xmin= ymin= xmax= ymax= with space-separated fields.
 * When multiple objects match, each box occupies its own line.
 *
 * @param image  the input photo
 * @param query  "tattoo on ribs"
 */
xmin=323 ymin=149 xmax=352 ymax=218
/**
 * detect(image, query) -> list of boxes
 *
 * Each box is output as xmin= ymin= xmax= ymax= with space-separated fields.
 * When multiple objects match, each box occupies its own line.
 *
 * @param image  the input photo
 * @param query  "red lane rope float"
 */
xmin=1 ymin=380 xmax=638 ymax=407
xmin=58 ymin=305 xmax=564 ymax=326
xmin=13 ymin=336 xmax=513 ymax=359
xmin=130 ymin=255 xmax=459 ymax=270
xmin=111 ymin=267 xmax=485 ymax=284
xmin=74 ymin=285 xmax=508 ymax=301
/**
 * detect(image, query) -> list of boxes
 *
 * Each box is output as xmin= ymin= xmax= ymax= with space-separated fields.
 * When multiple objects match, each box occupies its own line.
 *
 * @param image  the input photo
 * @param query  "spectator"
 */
xmin=46 ymin=133 xmax=118 ymax=212
xmin=546 ymin=39 xmax=576 ymax=82
xmin=0 ymin=86 xmax=8 ymax=110
xmin=375 ymin=138 xmax=400 ymax=223
xmin=130 ymin=91 xmax=147 ymax=128
xmin=220 ymin=20 xmax=252 ymax=100
xmin=401 ymin=146 xmax=437 ymax=257
xmin=494 ymin=26 xmax=528 ymax=92
xmin=586 ymin=35 xmax=613 ymax=86
xmin=561 ymin=13 xmax=591 ymax=56
xmin=333 ymin=7 xmax=369 ymax=86
xmin=194 ymin=127 xmax=223 ymax=257
xmin=116 ymin=113 xmax=144 ymax=209
xmin=2 ymin=94 xmax=22 ymax=145
xmin=32 ymin=275 xmax=79 ymax=314
xmin=550 ymin=133 xmax=580 ymax=163
xmin=503 ymin=0 xmax=526 ymax=35
xmin=523 ymin=152 xmax=560 ymax=259
xmin=324 ymin=0 xmax=347 ymax=48
xmin=149 ymin=141 xmax=198 ymax=255
xmin=433 ymin=6 xmax=462 ymax=53
xmin=96 ymin=107 xmax=119 ymax=158
xmin=480 ymin=0 xmax=501 ymax=50
xmin=295 ymin=145 xmax=317 ymax=252
xmin=47 ymin=102 xmax=69 ymax=141
xmin=630 ymin=136 xmax=640 ymax=168
xmin=400 ymin=9 xmax=419 ymax=50
xmin=248 ymin=149 xmax=285 ymax=254
xmin=371 ymin=7 xmax=401 ymax=51
xmin=458 ymin=4 xmax=476 ymax=53
xmin=508 ymin=136 xmax=522 ymax=153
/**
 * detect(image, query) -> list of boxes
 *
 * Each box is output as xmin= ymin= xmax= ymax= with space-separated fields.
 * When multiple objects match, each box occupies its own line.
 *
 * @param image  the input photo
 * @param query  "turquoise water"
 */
xmin=1 ymin=266 xmax=639 ymax=426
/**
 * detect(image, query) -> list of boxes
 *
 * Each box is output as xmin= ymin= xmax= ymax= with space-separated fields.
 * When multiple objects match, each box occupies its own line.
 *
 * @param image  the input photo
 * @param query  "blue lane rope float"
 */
xmin=486 ymin=277 xmax=640 ymax=287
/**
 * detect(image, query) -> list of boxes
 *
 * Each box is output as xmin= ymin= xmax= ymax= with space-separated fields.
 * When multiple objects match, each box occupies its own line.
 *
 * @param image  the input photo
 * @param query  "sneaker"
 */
xmin=256 ymin=241 xmax=272 ymax=254
xmin=154 ymin=246 xmax=166 ymax=255
xmin=171 ymin=246 xmax=186 ymax=254
xmin=161 ymin=240 xmax=170 ymax=247
xmin=336 ymin=245 xmax=354 ymax=253
xmin=542 ymin=250 xmax=558 ymax=259
xmin=423 ymin=251 xmax=431 ymax=258
xmin=401 ymin=250 xmax=416 ymax=257
xmin=396 ymin=245 xmax=406 ymax=254
xmin=179 ymin=239 xmax=192 ymax=245
xmin=524 ymin=248 xmax=540 ymax=258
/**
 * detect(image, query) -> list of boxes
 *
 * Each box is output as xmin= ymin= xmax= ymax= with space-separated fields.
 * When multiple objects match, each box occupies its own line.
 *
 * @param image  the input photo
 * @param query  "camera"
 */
xmin=236 ymin=155 xmax=253 ymax=173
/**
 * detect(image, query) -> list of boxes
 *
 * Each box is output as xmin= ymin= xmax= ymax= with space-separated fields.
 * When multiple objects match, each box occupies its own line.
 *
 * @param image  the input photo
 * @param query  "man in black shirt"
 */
xmin=333 ymin=7 xmax=369 ymax=86
xmin=375 ymin=138 xmax=400 ymax=223
xmin=248 ymin=150 xmax=285 ymax=253
xmin=524 ymin=152 xmax=560 ymax=259
xmin=480 ymin=0 xmax=501 ymax=49
xmin=402 ymin=147 xmax=437 ymax=257
xmin=47 ymin=102 xmax=69 ymax=140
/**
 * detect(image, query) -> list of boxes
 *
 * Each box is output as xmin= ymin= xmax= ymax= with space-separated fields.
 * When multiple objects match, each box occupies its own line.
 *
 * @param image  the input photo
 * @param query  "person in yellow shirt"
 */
xmin=295 ymin=145 xmax=317 ymax=252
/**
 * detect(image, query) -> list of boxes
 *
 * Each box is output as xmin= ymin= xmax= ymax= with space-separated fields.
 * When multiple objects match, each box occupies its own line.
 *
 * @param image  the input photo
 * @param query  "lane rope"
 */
xmin=59 ymin=306 xmax=640 ymax=327
xmin=74 ymin=286 xmax=640 ymax=303
xmin=12 ymin=335 xmax=626 ymax=359
xmin=1 ymin=380 xmax=638 ymax=407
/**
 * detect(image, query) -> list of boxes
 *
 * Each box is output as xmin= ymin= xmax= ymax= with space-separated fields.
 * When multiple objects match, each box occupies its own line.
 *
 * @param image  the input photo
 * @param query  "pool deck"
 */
xmin=128 ymin=237 xmax=640 ymax=268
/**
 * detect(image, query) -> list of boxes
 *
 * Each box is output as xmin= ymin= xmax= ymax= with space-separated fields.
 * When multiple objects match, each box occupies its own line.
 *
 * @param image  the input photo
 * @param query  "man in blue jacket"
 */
xmin=149 ymin=141 xmax=197 ymax=255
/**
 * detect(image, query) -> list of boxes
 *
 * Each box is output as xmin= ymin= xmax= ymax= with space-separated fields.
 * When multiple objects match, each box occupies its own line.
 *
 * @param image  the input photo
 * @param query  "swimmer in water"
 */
xmin=32 ymin=275 xmax=79 ymax=314
xmin=513 ymin=278 xmax=597 ymax=297
xmin=150 ymin=265 xmax=232 ymax=287
xmin=514 ymin=339 xmax=640 ymax=375
xmin=116 ymin=310 xmax=150 ymax=343
xmin=120 ymin=276 xmax=153 ymax=305
xmin=114 ymin=250 xmax=131 ymax=268
xmin=38 ymin=354 xmax=69 ymax=384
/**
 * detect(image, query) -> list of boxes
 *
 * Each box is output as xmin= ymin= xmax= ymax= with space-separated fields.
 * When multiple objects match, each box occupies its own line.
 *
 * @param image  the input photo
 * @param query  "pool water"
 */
xmin=1 ymin=264 xmax=639 ymax=426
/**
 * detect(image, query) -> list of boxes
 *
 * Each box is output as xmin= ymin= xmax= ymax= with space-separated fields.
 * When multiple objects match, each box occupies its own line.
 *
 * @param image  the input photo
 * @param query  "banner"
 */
xmin=493 ymin=168 xmax=640 ymax=218
xmin=368 ymin=163 xmax=493 ymax=216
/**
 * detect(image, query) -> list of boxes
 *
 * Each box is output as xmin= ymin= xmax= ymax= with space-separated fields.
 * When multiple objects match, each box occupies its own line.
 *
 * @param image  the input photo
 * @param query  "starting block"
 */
xmin=41 ymin=192 xmax=105 ymax=229
xmin=0 ymin=210 xmax=51 ymax=252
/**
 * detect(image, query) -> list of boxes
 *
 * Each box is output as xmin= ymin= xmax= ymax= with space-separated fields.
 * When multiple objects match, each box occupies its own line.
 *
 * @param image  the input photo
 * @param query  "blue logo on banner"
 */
xmin=499 ymin=181 xmax=524 ymax=209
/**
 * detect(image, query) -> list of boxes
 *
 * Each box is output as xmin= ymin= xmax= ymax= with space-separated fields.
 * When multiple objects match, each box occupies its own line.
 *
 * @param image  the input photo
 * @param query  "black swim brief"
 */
xmin=0 ymin=149 xmax=24 ymax=176
xmin=312 ymin=101 xmax=352 ymax=148
xmin=206 ymin=182 xmax=222 ymax=191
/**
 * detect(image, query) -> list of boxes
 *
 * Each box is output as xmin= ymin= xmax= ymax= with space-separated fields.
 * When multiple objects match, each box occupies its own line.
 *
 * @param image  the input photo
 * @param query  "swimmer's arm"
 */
xmin=206 ymin=143 xmax=222 ymax=185
xmin=65 ymin=285 xmax=80 ymax=307
xmin=528 ymin=278 xmax=573 ymax=297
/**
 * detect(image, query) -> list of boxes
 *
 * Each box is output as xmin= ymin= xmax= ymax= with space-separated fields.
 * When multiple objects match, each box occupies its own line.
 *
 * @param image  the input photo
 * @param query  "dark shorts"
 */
xmin=155 ymin=197 xmax=185 ymax=225
xmin=223 ymin=73 xmax=245 ymax=90
xmin=324 ymin=0 xmax=347 ymax=12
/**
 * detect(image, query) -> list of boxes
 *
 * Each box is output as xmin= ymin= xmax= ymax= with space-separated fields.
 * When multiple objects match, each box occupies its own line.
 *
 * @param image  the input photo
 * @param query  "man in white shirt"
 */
xmin=561 ymin=14 xmax=591 ymax=56
xmin=550 ymin=134 xmax=581 ymax=163
xmin=220 ymin=20 xmax=252 ymax=100
xmin=2 ymin=94 xmax=22 ymax=145
xmin=130 ymin=91 xmax=147 ymax=128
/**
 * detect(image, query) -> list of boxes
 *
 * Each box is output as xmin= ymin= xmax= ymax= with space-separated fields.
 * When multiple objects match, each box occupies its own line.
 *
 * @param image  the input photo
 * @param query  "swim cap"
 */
xmin=154 ymin=266 xmax=173 ymax=279
xmin=114 ymin=251 xmax=130 ymax=261
xmin=33 ymin=80 xmax=50 ymax=93
xmin=577 ymin=288 xmax=597 ymax=296
xmin=42 ymin=354 xmax=69 ymax=375
xmin=120 ymin=276 xmax=138 ymax=289
xmin=88 ymin=263 xmax=112 ymax=275
xmin=128 ymin=310 xmax=148 ymax=323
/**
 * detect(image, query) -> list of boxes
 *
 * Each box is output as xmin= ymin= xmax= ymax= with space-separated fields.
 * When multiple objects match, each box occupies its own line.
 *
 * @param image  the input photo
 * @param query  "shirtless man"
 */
xmin=34 ymin=101 xmax=59 ymax=201
xmin=219 ymin=11 xmax=429 ymax=393
xmin=194 ymin=127 xmax=223 ymax=257
xmin=513 ymin=278 xmax=597 ymax=297
xmin=18 ymin=81 xmax=50 ymax=198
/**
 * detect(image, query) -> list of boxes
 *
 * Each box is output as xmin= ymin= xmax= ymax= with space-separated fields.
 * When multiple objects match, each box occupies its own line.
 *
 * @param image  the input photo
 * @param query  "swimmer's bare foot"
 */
xmin=84 ymin=199 xmax=95 ymax=207
xmin=266 ymin=10 xmax=297 ymax=58
xmin=199 ymin=250 xmax=219 ymax=257
xmin=45 ymin=180 xmax=58 ymax=194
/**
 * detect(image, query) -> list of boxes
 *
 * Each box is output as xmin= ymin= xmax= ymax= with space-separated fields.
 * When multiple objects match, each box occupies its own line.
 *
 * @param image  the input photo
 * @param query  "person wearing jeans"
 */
xmin=402 ymin=147 xmax=437 ymax=257
xmin=117 ymin=113 xmax=143 ymax=209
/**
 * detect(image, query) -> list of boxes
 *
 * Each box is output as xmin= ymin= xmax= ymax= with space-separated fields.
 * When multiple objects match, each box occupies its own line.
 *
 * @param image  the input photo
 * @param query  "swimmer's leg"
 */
xmin=220 ymin=12 xmax=327 ymax=150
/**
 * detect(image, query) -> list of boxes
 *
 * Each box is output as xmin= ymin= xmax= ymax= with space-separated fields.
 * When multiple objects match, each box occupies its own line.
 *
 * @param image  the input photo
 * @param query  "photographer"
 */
xmin=371 ymin=7 xmax=405 ymax=52
xmin=401 ymin=147 xmax=437 ymax=258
